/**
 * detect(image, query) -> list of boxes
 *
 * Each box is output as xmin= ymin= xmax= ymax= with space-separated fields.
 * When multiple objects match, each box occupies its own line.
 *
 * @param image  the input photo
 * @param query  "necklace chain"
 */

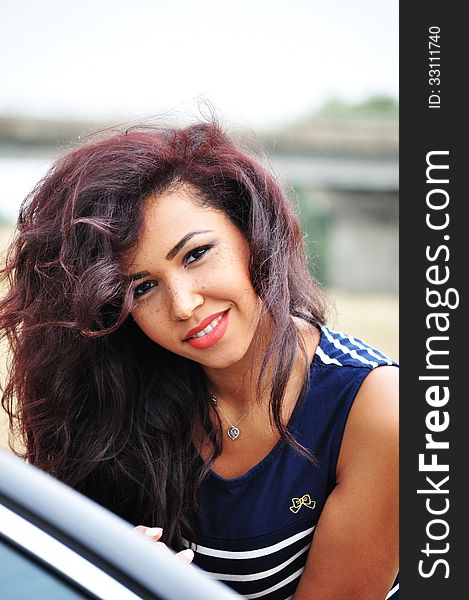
xmin=210 ymin=394 xmax=254 ymax=441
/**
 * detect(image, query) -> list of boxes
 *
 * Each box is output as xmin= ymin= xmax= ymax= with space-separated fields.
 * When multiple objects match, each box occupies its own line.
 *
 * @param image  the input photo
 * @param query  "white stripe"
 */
xmin=184 ymin=526 xmax=315 ymax=560
xmin=243 ymin=567 xmax=304 ymax=599
xmin=322 ymin=327 xmax=378 ymax=368
xmin=334 ymin=328 xmax=393 ymax=365
xmin=206 ymin=543 xmax=310 ymax=582
xmin=385 ymin=583 xmax=399 ymax=599
xmin=315 ymin=345 xmax=342 ymax=366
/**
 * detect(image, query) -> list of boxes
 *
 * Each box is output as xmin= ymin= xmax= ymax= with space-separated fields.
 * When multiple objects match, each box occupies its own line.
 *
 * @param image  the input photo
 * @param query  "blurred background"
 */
xmin=1 ymin=0 xmax=398 ymax=449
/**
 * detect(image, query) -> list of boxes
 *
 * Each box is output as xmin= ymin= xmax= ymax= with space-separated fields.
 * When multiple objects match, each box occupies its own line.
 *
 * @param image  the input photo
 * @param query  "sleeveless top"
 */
xmin=184 ymin=326 xmax=399 ymax=600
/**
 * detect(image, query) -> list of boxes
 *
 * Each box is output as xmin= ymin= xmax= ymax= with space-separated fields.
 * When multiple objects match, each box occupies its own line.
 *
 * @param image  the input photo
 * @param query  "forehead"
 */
xmin=140 ymin=186 xmax=231 ymax=240
xmin=124 ymin=186 xmax=234 ymax=270
xmin=144 ymin=185 xmax=213 ymax=224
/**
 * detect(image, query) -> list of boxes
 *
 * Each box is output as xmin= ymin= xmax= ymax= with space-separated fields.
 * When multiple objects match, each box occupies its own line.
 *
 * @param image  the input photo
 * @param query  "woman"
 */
xmin=0 ymin=122 xmax=398 ymax=599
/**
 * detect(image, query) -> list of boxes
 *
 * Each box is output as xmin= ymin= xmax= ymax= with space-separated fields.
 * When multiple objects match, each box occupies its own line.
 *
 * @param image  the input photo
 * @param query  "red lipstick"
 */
xmin=183 ymin=310 xmax=230 ymax=349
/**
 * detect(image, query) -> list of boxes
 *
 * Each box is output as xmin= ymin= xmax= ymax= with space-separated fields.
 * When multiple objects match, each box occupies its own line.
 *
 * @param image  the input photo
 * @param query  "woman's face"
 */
xmin=125 ymin=186 xmax=263 ymax=371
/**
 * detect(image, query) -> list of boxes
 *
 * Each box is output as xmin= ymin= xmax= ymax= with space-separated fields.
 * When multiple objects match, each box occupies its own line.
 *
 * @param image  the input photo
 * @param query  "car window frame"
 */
xmin=0 ymin=450 xmax=240 ymax=600
xmin=0 ymin=502 xmax=146 ymax=600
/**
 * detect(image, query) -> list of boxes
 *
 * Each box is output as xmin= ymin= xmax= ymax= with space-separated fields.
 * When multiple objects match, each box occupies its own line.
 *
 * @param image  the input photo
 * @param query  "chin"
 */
xmin=200 ymin=347 xmax=254 ymax=371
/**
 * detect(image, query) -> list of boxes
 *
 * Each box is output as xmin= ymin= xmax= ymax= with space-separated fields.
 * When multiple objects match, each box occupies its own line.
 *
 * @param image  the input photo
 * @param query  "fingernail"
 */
xmin=182 ymin=549 xmax=194 ymax=561
xmin=145 ymin=527 xmax=163 ymax=537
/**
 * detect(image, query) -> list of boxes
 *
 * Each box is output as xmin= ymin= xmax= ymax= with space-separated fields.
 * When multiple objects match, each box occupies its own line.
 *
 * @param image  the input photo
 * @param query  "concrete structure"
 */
xmin=261 ymin=114 xmax=398 ymax=294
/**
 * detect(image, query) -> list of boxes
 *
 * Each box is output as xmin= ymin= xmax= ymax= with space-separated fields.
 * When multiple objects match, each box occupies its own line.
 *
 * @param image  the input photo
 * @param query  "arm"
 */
xmin=294 ymin=365 xmax=399 ymax=600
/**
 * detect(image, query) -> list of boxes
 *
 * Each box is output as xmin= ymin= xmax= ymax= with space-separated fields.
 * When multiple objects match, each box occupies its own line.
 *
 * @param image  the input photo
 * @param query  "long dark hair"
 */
xmin=0 ymin=122 xmax=328 ymax=548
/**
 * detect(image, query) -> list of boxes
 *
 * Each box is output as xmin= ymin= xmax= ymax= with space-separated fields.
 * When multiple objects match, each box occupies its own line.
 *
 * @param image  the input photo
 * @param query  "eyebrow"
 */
xmin=129 ymin=270 xmax=150 ymax=282
xmin=128 ymin=230 xmax=213 ymax=282
xmin=165 ymin=230 xmax=213 ymax=260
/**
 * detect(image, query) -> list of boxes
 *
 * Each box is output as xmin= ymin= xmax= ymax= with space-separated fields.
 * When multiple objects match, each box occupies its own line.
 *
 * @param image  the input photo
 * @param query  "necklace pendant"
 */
xmin=227 ymin=426 xmax=240 ymax=440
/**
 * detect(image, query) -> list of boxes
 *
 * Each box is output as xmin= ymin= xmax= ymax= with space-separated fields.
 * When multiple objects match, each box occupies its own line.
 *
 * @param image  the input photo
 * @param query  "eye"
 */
xmin=133 ymin=280 xmax=157 ymax=298
xmin=184 ymin=245 xmax=212 ymax=266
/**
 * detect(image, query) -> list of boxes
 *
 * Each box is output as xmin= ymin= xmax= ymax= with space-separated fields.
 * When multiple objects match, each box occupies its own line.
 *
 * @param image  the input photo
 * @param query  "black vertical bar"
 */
xmin=400 ymin=2 xmax=465 ymax=598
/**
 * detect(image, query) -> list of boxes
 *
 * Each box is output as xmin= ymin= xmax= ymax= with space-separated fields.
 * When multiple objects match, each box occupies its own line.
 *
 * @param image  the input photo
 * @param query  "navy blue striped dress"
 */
xmin=185 ymin=326 xmax=399 ymax=599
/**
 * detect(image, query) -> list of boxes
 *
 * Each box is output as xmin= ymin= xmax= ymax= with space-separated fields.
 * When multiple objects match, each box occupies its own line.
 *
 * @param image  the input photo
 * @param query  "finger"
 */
xmin=143 ymin=527 xmax=164 ymax=541
xmin=176 ymin=549 xmax=194 ymax=564
xmin=134 ymin=526 xmax=164 ymax=541
xmin=134 ymin=525 xmax=147 ymax=534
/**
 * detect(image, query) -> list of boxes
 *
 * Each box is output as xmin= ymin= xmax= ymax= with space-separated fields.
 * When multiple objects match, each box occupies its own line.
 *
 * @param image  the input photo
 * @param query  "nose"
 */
xmin=167 ymin=278 xmax=204 ymax=321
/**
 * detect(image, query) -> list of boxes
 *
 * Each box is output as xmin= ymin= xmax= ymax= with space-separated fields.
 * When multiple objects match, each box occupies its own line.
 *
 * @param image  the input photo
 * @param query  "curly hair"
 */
xmin=0 ymin=121 xmax=328 ymax=548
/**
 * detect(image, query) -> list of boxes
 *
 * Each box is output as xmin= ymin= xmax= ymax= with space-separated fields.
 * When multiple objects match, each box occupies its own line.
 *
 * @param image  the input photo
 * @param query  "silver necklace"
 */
xmin=210 ymin=394 xmax=253 ymax=441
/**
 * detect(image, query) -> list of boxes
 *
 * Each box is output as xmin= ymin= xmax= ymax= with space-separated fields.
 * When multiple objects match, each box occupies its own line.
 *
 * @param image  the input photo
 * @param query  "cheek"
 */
xmin=132 ymin=305 xmax=169 ymax=345
xmin=211 ymin=249 xmax=253 ymax=293
xmin=219 ymin=271 xmax=262 ymax=325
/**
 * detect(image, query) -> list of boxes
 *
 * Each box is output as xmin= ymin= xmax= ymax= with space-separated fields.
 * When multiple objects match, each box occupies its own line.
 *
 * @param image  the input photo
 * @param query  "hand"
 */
xmin=134 ymin=525 xmax=194 ymax=564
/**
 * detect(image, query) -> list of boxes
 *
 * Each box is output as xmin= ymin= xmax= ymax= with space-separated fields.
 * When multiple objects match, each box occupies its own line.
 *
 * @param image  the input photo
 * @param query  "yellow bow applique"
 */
xmin=289 ymin=494 xmax=316 ymax=514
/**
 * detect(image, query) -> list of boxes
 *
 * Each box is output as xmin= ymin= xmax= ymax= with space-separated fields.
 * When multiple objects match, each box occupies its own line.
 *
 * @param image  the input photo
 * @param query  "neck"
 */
xmin=203 ymin=317 xmax=319 ymax=414
xmin=203 ymin=331 xmax=268 ymax=411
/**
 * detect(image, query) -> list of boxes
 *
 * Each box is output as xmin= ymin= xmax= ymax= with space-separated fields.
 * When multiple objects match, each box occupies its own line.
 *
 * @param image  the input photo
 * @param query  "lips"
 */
xmin=183 ymin=310 xmax=228 ymax=340
xmin=183 ymin=310 xmax=230 ymax=349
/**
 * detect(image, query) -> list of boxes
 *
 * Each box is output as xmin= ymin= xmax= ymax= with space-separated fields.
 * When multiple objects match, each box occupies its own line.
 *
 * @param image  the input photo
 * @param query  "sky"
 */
xmin=1 ymin=0 xmax=398 ymax=130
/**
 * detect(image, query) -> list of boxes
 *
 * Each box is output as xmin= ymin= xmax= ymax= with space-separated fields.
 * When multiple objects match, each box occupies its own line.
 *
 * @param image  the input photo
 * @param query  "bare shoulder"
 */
xmin=293 ymin=364 xmax=399 ymax=599
xmin=337 ymin=365 xmax=399 ymax=480
xmin=352 ymin=364 xmax=399 ymax=424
